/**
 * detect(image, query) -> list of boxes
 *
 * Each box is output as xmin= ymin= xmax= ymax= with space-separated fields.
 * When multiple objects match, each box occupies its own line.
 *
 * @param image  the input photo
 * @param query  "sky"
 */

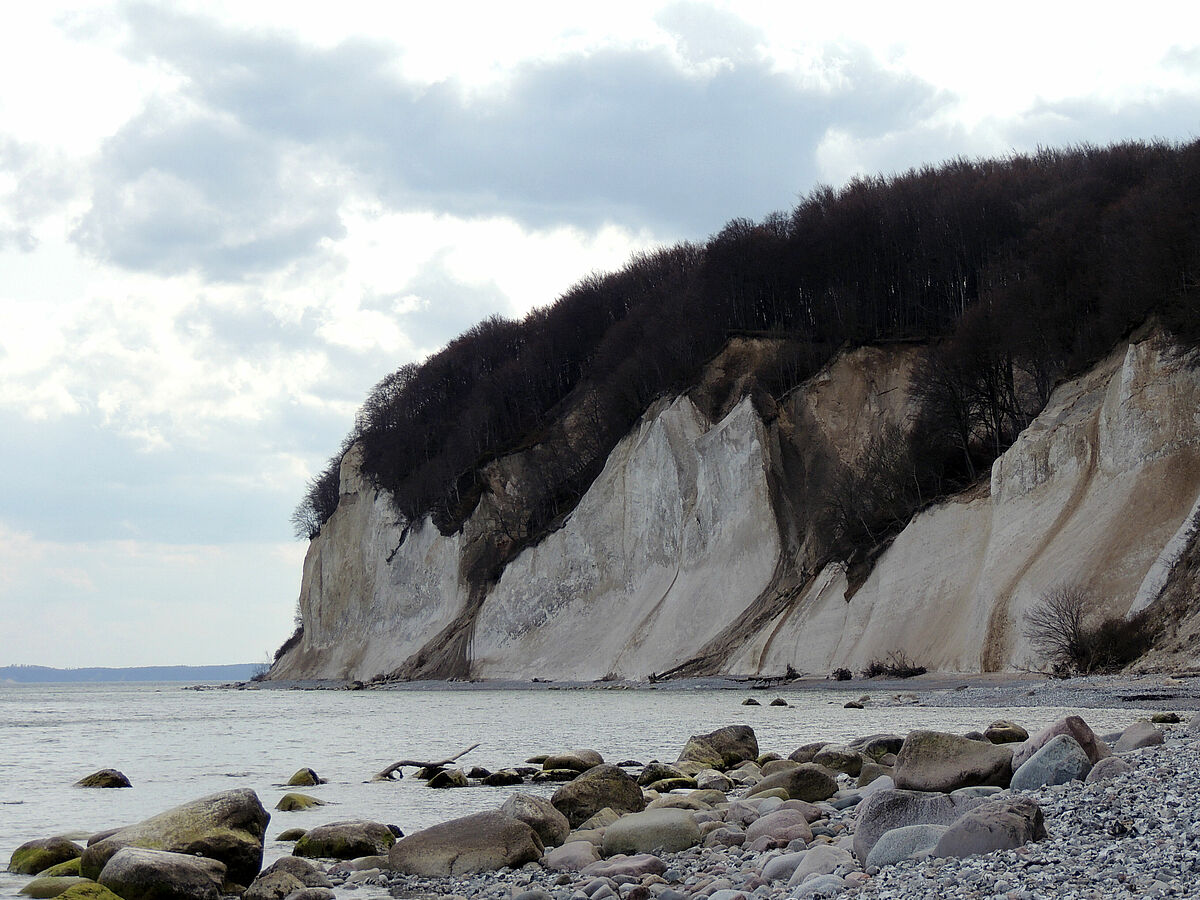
xmin=1 ymin=1 xmax=1198 ymax=669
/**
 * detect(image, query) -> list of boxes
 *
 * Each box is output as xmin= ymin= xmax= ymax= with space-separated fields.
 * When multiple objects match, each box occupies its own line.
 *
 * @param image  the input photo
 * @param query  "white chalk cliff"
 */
xmin=272 ymin=328 xmax=1200 ymax=681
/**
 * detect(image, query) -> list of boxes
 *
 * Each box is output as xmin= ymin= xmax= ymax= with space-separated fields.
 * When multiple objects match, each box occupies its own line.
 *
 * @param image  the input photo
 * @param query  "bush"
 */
xmin=832 ymin=667 xmax=853 ymax=681
xmin=1022 ymin=585 xmax=1157 ymax=675
xmin=860 ymin=651 xmax=927 ymax=679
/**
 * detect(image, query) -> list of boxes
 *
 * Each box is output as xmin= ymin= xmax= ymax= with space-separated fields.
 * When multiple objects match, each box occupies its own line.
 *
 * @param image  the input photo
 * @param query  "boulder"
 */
xmin=275 ymin=794 xmax=325 ymax=812
xmin=1113 ymin=720 xmax=1165 ymax=753
xmin=551 ymin=765 xmax=645 ymax=828
xmin=636 ymin=762 xmax=688 ymax=786
xmin=744 ymin=809 xmax=812 ymax=846
xmin=541 ymin=841 xmax=600 ymax=872
xmin=38 ymin=860 xmax=82 ymax=878
xmin=74 ymin=770 xmax=131 ymax=789
xmin=80 ymin=789 xmax=269 ymax=885
xmin=852 ymin=789 xmax=983 ymax=862
xmin=742 ymin=697 xmax=761 ymax=706
xmin=770 ymin=698 xmax=789 ymax=707
xmin=576 ymin=807 xmax=620 ymax=830
xmin=1011 ymin=716 xmax=1109 ymax=769
xmin=244 ymin=857 xmax=330 ymax=900
xmin=859 ymin=774 xmax=895 ymax=798
xmin=18 ymin=877 xmax=92 ymax=898
xmin=282 ymin=890 xmax=333 ymax=900
xmin=677 ymin=726 xmax=758 ymax=770
xmin=793 ymin=874 xmax=846 ymax=898
xmin=1188 ymin=711 xmax=1200 ymax=734
xmin=9 ymin=839 xmax=83 ymax=875
xmin=761 ymin=851 xmax=806 ymax=882
xmin=893 ymin=730 xmax=1013 ymax=792
xmin=578 ymin=854 xmax=666 ymax=879
xmin=500 ymin=794 xmax=570 ymax=848
xmin=286 ymin=769 xmax=323 ymax=787
xmin=812 ymin=745 xmax=864 ymax=776
xmin=745 ymin=764 xmax=837 ymax=803
xmin=644 ymin=777 xmax=697 ymax=793
xmin=426 ymin=769 xmax=468 ymax=788
xmin=388 ymin=811 xmax=542 ymax=875
xmin=276 ymin=829 xmax=307 ymax=842
xmin=601 ymin=809 xmax=701 ymax=855
xmin=857 ymin=762 xmax=892 ymax=787
xmin=482 ymin=769 xmax=524 ymax=787
xmin=97 ymin=848 xmax=225 ymax=900
xmin=787 ymin=844 xmax=854 ymax=886
xmin=760 ymin=759 xmax=801 ymax=777
xmin=1150 ymin=712 xmax=1180 ymax=724
xmin=1010 ymin=734 xmax=1092 ymax=790
xmin=787 ymin=742 xmax=827 ymax=764
xmin=693 ymin=770 xmax=733 ymax=792
xmin=543 ymin=751 xmax=603 ymax=772
xmin=1085 ymin=756 xmax=1132 ymax=783
xmin=848 ymin=734 xmax=904 ymax=759
xmin=933 ymin=796 xmax=1046 ymax=858
xmin=866 ymin=823 xmax=948 ymax=868
xmin=53 ymin=886 xmax=123 ymax=900
xmin=983 ymin=721 xmax=1028 ymax=744
xmin=292 ymin=821 xmax=396 ymax=859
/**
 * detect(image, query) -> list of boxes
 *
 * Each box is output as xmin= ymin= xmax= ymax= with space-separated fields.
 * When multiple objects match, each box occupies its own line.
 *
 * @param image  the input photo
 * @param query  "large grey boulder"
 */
xmin=1113 ymin=720 xmax=1164 ymax=753
xmin=812 ymin=745 xmax=864 ymax=777
xmin=893 ymin=730 xmax=1013 ymax=792
xmin=601 ymin=809 xmax=701 ymax=856
xmin=677 ymin=726 xmax=758 ymax=770
xmin=848 ymin=734 xmax=904 ymax=760
xmin=541 ymin=841 xmax=600 ymax=872
xmin=744 ymin=809 xmax=812 ymax=846
xmin=243 ymin=856 xmax=331 ymax=900
xmin=97 ymin=848 xmax=225 ymax=900
xmin=852 ymin=789 xmax=982 ymax=862
xmin=1010 ymin=734 xmax=1092 ymax=790
xmin=500 ymin=794 xmax=570 ymax=848
xmin=551 ymin=765 xmax=645 ymax=828
xmin=1085 ymin=756 xmax=1132 ymax=783
xmin=543 ymin=751 xmax=603 ymax=772
xmin=292 ymin=821 xmax=395 ymax=859
xmin=745 ymin=764 xmax=837 ymax=802
xmin=1011 ymin=715 xmax=1109 ymax=769
xmin=388 ymin=811 xmax=543 ymax=876
xmin=865 ymin=824 xmax=949 ymax=868
xmin=80 ymin=789 xmax=269 ymax=885
xmin=9 ymin=839 xmax=83 ymax=875
xmin=934 ymin=796 xmax=1046 ymax=858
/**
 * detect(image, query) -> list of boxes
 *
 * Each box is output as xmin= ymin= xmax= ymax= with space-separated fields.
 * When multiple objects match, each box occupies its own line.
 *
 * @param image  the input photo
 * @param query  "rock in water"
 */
xmin=275 ymin=793 xmax=325 ymax=811
xmin=551 ymin=765 xmax=645 ymax=828
xmin=18 ymin=876 xmax=92 ymax=898
xmin=74 ymin=770 xmax=131 ymax=789
xmin=893 ymin=730 xmax=1013 ymax=792
xmin=388 ymin=811 xmax=543 ymax=875
xmin=97 ymin=848 xmax=225 ymax=900
xmin=286 ymin=768 xmax=323 ymax=787
xmin=52 ymin=885 xmax=124 ymax=900
xmin=79 ymin=788 xmax=269 ymax=885
xmin=9 ymin=839 xmax=83 ymax=875
xmin=499 ymin=794 xmax=570 ymax=848
xmin=292 ymin=821 xmax=396 ymax=859
xmin=677 ymin=726 xmax=758 ymax=770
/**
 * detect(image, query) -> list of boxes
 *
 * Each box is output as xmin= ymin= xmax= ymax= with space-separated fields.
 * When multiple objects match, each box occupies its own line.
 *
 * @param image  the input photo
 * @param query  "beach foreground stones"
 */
xmin=387 ymin=811 xmax=543 ymax=875
xmin=96 ymin=848 xmax=225 ymax=900
xmin=79 ymin=788 xmax=270 ymax=885
xmin=551 ymin=765 xmax=645 ymax=827
xmin=8 ymin=839 xmax=83 ymax=875
xmin=893 ymin=730 xmax=1013 ymax=791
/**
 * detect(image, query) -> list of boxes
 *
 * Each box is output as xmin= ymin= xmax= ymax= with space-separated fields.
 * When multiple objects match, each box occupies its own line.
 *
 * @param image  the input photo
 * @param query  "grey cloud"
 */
xmin=76 ymin=4 xmax=948 ymax=279
xmin=1006 ymin=94 xmax=1200 ymax=152
xmin=655 ymin=1 xmax=765 ymax=65
xmin=0 ymin=135 xmax=76 ymax=251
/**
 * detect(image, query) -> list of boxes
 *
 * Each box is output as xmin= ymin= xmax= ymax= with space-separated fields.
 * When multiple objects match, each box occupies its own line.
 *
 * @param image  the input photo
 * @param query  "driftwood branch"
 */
xmin=372 ymin=742 xmax=481 ymax=781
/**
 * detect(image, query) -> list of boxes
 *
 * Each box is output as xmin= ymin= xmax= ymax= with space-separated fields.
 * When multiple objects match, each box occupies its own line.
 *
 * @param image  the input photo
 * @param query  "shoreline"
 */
xmin=238 ymin=671 xmax=1200 ymax=711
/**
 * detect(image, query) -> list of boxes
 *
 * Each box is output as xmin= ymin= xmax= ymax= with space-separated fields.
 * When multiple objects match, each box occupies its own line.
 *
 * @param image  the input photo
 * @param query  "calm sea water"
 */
xmin=0 ymin=682 xmax=1152 ymax=898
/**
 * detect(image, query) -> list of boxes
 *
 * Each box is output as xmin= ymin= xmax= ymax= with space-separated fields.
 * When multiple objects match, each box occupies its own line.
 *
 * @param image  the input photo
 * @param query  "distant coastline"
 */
xmin=0 ymin=663 xmax=261 ymax=683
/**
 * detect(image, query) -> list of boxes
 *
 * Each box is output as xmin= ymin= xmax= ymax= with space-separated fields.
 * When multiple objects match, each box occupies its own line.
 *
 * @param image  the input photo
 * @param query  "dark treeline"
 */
xmin=293 ymin=141 xmax=1200 ymax=567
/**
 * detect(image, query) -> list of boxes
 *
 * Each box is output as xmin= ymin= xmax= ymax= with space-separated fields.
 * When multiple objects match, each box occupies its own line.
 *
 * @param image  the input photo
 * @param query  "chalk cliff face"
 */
xmin=271 ymin=329 xmax=1200 ymax=681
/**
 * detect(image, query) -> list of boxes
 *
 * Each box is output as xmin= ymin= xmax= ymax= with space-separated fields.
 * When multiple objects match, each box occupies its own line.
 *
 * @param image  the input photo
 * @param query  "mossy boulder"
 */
xmin=276 ymin=829 xmax=307 ymax=842
xmin=74 ymin=770 xmax=131 ymax=789
xmin=52 ymin=885 xmax=123 ymax=900
xmin=677 ymin=725 xmax=758 ymax=770
xmin=97 ymin=848 xmax=225 ymax=900
xmin=9 ymin=839 xmax=83 ymax=875
xmin=542 ymin=751 xmax=603 ymax=772
xmin=388 ymin=811 xmax=543 ymax=875
xmin=499 ymin=794 xmax=570 ymax=848
xmin=984 ymin=721 xmax=1028 ymax=744
xmin=285 ymin=769 xmax=323 ymax=787
xmin=244 ymin=857 xmax=331 ymax=900
xmin=745 ymin=763 xmax=838 ymax=802
xmin=427 ymin=769 xmax=468 ymax=788
xmin=39 ymin=860 xmax=82 ymax=878
xmin=79 ymin=788 xmax=269 ymax=885
xmin=636 ymin=762 xmax=688 ymax=786
xmin=19 ymin=876 xmax=93 ymax=898
xmin=292 ymin=821 xmax=395 ymax=859
xmin=275 ymin=794 xmax=325 ymax=812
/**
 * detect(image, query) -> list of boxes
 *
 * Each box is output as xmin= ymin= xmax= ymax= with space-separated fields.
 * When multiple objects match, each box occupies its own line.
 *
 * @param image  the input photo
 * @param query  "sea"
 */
xmin=0 ymin=681 xmax=1154 ymax=898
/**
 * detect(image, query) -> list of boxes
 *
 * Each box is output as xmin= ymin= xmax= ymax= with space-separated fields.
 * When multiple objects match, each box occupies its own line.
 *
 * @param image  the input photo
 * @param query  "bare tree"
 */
xmin=1022 ymin=585 xmax=1090 ymax=674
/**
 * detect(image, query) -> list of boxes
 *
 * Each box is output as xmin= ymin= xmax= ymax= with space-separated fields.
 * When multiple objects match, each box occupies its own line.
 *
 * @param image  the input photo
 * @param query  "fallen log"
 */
xmin=372 ymin=742 xmax=481 ymax=781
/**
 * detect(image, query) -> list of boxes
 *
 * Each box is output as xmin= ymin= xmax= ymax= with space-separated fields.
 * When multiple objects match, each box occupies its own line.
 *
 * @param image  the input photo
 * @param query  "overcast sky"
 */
xmin=2 ymin=1 xmax=1197 ymax=669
